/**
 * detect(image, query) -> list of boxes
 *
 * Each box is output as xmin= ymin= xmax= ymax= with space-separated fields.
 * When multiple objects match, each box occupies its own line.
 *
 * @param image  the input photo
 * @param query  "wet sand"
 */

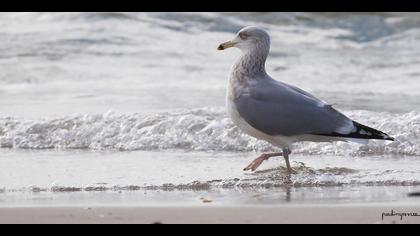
xmin=1 ymin=205 xmax=420 ymax=224
xmin=2 ymin=186 xmax=420 ymax=224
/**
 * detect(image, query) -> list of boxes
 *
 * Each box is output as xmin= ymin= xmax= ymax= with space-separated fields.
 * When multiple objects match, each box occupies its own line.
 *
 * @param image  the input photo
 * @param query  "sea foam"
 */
xmin=0 ymin=108 xmax=419 ymax=156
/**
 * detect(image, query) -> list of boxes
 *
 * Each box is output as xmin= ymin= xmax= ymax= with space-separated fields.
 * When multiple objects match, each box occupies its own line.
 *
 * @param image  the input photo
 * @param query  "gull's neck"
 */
xmin=232 ymin=44 xmax=269 ymax=80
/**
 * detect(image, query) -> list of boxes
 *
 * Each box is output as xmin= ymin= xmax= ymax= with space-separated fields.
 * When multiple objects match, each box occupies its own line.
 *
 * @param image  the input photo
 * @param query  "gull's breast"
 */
xmin=226 ymin=92 xmax=293 ymax=149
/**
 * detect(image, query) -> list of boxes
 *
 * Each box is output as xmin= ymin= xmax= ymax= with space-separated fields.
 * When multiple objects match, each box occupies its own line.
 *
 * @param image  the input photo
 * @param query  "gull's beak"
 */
xmin=217 ymin=41 xmax=237 ymax=51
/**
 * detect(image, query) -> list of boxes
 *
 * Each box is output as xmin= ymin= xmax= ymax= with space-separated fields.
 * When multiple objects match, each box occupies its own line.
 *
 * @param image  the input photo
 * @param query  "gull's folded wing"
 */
xmin=235 ymin=78 xmax=356 ymax=137
xmin=235 ymin=77 xmax=394 ymax=141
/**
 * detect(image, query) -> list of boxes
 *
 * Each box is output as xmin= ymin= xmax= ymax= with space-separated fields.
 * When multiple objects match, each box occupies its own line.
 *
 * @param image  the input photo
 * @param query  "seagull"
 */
xmin=217 ymin=26 xmax=394 ymax=174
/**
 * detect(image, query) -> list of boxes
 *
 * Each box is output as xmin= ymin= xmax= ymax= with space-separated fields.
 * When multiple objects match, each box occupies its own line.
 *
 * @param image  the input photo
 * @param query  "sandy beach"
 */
xmin=1 ymin=205 xmax=420 ymax=224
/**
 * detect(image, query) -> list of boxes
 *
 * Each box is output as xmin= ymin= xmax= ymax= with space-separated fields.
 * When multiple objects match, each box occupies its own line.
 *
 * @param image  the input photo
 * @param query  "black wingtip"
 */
xmin=351 ymin=121 xmax=395 ymax=141
xmin=386 ymin=136 xmax=396 ymax=142
xmin=312 ymin=121 xmax=395 ymax=141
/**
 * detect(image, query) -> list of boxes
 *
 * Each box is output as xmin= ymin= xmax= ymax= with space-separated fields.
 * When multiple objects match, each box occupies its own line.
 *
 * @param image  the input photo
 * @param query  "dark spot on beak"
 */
xmin=217 ymin=44 xmax=224 ymax=50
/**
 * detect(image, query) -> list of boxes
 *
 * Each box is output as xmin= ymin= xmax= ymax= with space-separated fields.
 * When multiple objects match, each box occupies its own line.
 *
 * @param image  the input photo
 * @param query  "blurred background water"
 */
xmin=1 ymin=13 xmax=420 ymax=194
xmin=2 ymin=12 xmax=420 ymax=117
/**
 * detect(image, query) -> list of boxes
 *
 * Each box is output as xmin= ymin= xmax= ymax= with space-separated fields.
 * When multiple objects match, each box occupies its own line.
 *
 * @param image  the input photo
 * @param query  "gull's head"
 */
xmin=217 ymin=26 xmax=270 ymax=51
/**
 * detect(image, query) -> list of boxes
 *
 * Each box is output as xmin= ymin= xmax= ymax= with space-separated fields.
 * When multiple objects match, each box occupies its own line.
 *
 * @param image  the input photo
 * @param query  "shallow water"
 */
xmin=1 ymin=149 xmax=420 ymax=192
xmin=1 ymin=148 xmax=420 ymax=207
xmin=1 ymin=13 xmax=420 ymax=203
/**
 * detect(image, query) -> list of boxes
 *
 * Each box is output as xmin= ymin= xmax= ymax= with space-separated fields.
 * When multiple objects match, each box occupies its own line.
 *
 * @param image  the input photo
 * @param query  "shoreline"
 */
xmin=1 ymin=205 xmax=420 ymax=224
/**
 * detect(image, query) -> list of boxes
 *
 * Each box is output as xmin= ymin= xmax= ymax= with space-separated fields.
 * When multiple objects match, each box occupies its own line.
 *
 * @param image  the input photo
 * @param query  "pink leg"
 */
xmin=243 ymin=152 xmax=284 ymax=172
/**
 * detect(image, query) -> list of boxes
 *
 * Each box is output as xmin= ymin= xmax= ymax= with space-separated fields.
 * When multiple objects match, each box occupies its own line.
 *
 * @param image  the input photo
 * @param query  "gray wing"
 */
xmin=235 ymin=78 xmax=355 ymax=136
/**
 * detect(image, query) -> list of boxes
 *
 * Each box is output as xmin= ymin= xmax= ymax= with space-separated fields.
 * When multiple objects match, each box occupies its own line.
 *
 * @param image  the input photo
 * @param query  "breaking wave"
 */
xmin=0 ymin=107 xmax=419 ymax=156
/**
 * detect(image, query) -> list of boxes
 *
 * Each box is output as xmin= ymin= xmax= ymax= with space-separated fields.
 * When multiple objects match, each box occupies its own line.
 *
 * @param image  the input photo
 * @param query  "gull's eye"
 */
xmin=239 ymin=32 xmax=248 ymax=40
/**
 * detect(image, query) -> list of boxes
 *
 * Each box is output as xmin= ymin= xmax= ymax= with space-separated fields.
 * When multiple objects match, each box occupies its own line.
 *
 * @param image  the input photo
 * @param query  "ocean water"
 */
xmin=1 ymin=12 xmax=420 ymax=201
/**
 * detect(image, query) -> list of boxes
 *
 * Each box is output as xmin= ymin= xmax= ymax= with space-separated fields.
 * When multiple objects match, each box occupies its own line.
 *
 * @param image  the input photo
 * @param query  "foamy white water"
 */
xmin=1 ymin=13 xmax=420 ymax=196
xmin=0 ymin=108 xmax=419 ymax=156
